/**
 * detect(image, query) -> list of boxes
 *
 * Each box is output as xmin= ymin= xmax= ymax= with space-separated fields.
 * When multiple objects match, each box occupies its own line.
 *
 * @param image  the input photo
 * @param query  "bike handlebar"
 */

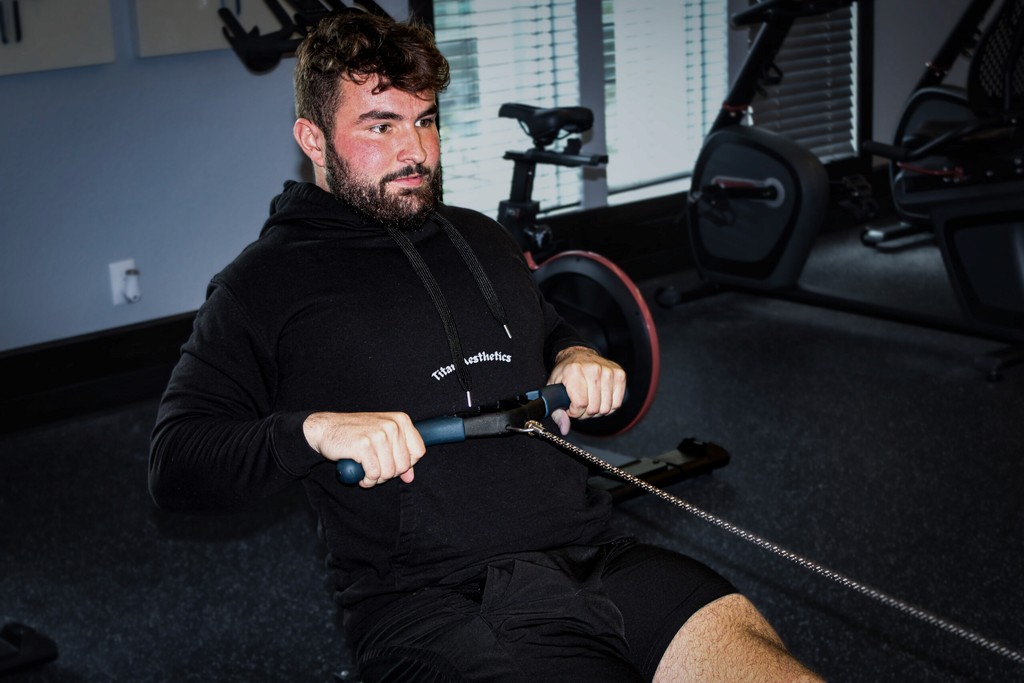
xmin=335 ymin=384 xmax=572 ymax=485
xmin=503 ymin=147 xmax=608 ymax=169
xmin=731 ymin=0 xmax=852 ymax=27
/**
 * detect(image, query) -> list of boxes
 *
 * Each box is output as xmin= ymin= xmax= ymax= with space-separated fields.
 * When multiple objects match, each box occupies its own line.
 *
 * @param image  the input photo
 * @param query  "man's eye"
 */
xmin=370 ymin=124 xmax=391 ymax=134
xmin=416 ymin=118 xmax=436 ymax=128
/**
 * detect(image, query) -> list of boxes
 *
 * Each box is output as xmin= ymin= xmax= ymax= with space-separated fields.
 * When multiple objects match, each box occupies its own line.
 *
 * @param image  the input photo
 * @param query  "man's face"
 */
xmin=324 ymin=77 xmax=442 ymax=230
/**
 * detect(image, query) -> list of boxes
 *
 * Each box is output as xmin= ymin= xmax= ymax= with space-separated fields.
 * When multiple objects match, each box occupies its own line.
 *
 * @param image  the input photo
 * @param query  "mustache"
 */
xmin=382 ymin=164 xmax=431 ymax=183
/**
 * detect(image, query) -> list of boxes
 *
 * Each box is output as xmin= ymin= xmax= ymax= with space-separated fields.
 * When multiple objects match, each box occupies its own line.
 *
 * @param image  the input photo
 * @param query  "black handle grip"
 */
xmin=335 ymin=416 xmax=466 ymax=485
xmin=335 ymin=385 xmax=571 ymax=485
xmin=335 ymin=460 xmax=366 ymax=486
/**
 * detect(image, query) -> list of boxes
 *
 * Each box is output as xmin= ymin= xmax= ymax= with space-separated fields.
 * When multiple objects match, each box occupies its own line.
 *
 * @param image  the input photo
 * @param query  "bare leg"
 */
xmin=654 ymin=593 xmax=823 ymax=682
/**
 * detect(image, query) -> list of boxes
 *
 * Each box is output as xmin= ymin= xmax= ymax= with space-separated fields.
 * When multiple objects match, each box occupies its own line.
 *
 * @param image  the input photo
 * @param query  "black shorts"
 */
xmin=352 ymin=538 xmax=736 ymax=682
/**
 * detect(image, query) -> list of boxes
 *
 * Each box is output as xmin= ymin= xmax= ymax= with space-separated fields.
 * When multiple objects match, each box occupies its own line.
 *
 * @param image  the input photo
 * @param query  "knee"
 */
xmin=654 ymin=594 xmax=823 ymax=682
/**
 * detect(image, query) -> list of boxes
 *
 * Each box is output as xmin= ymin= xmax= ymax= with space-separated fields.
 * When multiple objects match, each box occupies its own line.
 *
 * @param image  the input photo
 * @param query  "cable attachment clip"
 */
xmin=507 ymin=420 xmax=546 ymax=436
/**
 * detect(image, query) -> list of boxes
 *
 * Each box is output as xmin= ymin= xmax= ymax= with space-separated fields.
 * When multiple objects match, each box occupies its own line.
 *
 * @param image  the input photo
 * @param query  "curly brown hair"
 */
xmin=294 ymin=12 xmax=450 ymax=138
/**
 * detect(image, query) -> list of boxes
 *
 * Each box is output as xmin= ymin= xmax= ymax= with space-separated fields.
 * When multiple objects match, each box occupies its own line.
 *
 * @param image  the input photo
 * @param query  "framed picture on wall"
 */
xmin=134 ymin=0 xmax=281 ymax=58
xmin=0 ymin=0 xmax=115 ymax=77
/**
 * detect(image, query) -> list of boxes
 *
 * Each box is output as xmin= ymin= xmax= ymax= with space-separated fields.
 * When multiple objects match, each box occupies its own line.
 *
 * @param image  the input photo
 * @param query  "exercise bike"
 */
xmin=682 ymin=0 xmax=849 ymax=293
xmin=495 ymin=103 xmax=660 ymax=437
xmin=661 ymin=0 xmax=1024 ymax=377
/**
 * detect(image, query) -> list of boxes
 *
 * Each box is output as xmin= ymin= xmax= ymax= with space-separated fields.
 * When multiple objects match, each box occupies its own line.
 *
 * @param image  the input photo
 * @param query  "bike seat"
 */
xmin=499 ymin=103 xmax=594 ymax=148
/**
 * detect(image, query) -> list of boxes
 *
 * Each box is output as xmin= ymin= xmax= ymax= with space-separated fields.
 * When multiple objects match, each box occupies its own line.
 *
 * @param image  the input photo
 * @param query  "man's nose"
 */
xmin=398 ymin=127 xmax=429 ymax=166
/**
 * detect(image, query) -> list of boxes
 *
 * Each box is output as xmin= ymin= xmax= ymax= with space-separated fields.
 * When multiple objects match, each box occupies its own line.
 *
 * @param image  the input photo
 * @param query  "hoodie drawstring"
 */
xmin=385 ymin=217 xmax=511 ymax=408
xmin=432 ymin=213 xmax=513 ymax=340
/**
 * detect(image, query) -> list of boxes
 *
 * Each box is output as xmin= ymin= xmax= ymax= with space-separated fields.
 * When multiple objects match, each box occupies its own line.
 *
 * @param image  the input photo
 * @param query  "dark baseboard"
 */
xmin=0 ymin=314 xmax=196 ymax=433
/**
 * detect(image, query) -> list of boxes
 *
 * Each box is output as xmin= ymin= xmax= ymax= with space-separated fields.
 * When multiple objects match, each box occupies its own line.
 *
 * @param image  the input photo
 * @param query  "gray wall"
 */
xmin=0 ymin=0 xmax=980 ymax=353
xmin=0 ymin=0 xmax=407 ymax=354
xmin=3 ymin=2 xmax=291 ymax=352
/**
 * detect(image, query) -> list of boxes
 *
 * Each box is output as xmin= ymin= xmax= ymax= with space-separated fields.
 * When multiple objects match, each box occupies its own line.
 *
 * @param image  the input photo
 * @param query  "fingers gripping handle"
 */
xmin=334 ymin=385 xmax=571 ymax=485
xmin=334 ymin=417 xmax=464 ymax=485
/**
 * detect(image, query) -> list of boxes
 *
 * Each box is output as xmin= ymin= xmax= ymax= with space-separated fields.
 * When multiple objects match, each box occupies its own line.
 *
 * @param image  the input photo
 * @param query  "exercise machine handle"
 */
xmin=731 ymin=0 xmax=852 ymax=27
xmin=503 ymin=147 xmax=608 ymax=169
xmin=731 ymin=0 xmax=787 ymax=26
xmin=335 ymin=384 xmax=572 ymax=485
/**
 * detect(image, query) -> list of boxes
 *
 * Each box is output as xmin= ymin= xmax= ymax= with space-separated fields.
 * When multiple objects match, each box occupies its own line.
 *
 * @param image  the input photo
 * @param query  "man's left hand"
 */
xmin=547 ymin=346 xmax=626 ymax=435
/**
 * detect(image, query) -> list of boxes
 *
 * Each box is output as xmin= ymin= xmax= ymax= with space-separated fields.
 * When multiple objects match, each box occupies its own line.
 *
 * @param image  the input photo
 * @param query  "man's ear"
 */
xmin=294 ymin=118 xmax=327 ymax=169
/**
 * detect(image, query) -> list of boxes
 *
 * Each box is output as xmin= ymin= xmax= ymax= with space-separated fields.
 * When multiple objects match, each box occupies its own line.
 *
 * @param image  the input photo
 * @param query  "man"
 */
xmin=150 ymin=11 xmax=821 ymax=682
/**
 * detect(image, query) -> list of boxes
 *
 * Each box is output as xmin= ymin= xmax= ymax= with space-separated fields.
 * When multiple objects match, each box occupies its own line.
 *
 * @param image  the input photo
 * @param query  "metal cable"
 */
xmin=516 ymin=420 xmax=1024 ymax=666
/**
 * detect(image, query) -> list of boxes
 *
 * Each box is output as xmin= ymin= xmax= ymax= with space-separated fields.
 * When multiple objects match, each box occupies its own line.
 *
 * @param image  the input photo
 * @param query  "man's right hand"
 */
xmin=302 ymin=412 xmax=426 ymax=488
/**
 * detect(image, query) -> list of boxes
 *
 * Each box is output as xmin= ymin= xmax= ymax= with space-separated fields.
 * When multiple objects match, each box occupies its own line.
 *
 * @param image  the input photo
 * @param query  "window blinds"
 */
xmin=601 ymin=1 xmax=728 ymax=196
xmin=749 ymin=4 xmax=858 ymax=163
xmin=432 ymin=1 xmax=858 ymax=215
xmin=435 ymin=0 xmax=581 ymax=216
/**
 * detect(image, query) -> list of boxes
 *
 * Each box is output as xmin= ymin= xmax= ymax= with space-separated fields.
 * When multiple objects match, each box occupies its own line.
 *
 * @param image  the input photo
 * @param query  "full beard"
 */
xmin=325 ymin=144 xmax=443 ymax=232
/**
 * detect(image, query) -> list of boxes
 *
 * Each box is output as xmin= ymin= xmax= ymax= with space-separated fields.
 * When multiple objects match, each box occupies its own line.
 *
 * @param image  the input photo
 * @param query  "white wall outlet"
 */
xmin=109 ymin=259 xmax=137 ymax=305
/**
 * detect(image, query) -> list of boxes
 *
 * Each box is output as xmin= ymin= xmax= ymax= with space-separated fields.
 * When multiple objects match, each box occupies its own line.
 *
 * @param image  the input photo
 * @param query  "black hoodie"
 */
xmin=150 ymin=181 xmax=618 ymax=617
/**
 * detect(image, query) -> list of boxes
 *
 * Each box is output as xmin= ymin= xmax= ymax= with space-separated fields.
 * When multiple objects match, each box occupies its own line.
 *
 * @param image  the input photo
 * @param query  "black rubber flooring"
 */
xmin=2 ymin=227 xmax=1022 ymax=682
